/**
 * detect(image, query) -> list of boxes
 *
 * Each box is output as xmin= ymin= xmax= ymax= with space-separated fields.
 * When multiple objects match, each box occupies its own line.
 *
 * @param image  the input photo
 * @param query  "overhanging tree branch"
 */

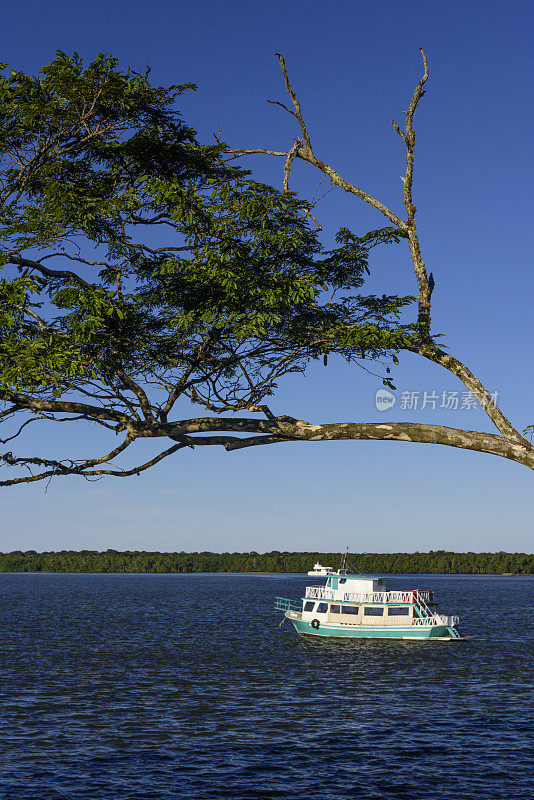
xmin=0 ymin=50 xmax=531 ymax=487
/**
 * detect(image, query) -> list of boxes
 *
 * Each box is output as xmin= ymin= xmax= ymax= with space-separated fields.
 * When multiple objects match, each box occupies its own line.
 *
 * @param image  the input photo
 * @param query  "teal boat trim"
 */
xmin=287 ymin=614 xmax=461 ymax=640
xmin=274 ymin=596 xmax=301 ymax=612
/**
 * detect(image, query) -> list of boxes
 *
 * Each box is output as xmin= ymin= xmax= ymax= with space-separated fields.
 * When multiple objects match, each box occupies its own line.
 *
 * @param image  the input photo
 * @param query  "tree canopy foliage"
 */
xmin=0 ymin=550 xmax=531 ymax=574
xmin=0 ymin=50 xmax=532 ymax=484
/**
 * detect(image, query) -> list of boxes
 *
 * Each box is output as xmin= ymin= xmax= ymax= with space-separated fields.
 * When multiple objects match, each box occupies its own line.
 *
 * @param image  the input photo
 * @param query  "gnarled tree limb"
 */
xmin=224 ymin=50 xmax=528 ymax=450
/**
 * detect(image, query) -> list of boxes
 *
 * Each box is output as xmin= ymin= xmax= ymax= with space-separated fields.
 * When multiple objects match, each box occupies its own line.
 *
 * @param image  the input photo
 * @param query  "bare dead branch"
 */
xmin=267 ymin=99 xmax=298 ymax=119
xmin=310 ymin=176 xmax=330 ymax=205
xmin=275 ymin=53 xmax=312 ymax=149
xmin=391 ymin=48 xmax=432 ymax=331
xmin=295 ymin=150 xmax=406 ymax=230
xmin=391 ymin=119 xmax=408 ymax=145
xmin=305 ymin=209 xmax=322 ymax=231
xmin=406 ymin=49 xmax=429 ymax=147
xmin=227 ymin=54 xmax=406 ymax=230
xmin=283 ymin=139 xmax=300 ymax=193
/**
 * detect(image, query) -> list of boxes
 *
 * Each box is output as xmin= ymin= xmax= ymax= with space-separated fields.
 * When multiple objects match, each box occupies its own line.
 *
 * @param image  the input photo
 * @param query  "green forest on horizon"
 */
xmin=0 ymin=550 xmax=532 ymax=574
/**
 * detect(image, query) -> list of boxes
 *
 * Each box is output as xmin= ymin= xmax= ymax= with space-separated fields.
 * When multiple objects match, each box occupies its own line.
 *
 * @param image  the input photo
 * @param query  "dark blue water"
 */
xmin=0 ymin=574 xmax=532 ymax=800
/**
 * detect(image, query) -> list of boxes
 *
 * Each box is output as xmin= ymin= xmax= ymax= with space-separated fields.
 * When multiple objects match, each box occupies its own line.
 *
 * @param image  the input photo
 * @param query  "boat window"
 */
xmin=339 ymin=578 xmax=347 ymax=584
xmin=304 ymin=601 xmax=315 ymax=612
xmin=364 ymin=606 xmax=384 ymax=616
xmin=317 ymin=603 xmax=328 ymax=613
xmin=341 ymin=605 xmax=359 ymax=615
xmin=388 ymin=606 xmax=410 ymax=616
xmin=330 ymin=604 xmax=341 ymax=614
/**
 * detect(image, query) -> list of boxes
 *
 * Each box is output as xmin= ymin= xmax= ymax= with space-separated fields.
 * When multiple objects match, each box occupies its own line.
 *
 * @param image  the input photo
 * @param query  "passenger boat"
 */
xmin=275 ymin=555 xmax=464 ymax=641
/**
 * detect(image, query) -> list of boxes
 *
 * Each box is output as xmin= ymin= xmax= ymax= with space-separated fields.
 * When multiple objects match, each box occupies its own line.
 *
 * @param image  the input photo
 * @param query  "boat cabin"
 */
xmin=301 ymin=573 xmax=437 ymax=627
xmin=324 ymin=574 xmax=386 ymax=598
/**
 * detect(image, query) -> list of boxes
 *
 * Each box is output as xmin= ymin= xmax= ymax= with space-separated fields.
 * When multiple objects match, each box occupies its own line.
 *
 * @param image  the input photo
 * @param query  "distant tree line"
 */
xmin=0 ymin=551 xmax=531 ymax=574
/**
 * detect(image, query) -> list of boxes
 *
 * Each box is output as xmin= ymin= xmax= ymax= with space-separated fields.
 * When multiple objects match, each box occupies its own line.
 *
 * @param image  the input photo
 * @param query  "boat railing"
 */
xmin=305 ymin=587 xmax=335 ymax=600
xmin=274 ymin=596 xmax=301 ymax=613
xmin=412 ymin=614 xmax=459 ymax=627
xmin=304 ymin=587 xmax=433 ymax=603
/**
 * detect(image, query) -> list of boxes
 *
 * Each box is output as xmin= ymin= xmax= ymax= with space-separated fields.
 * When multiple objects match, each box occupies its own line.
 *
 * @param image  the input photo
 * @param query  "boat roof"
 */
xmin=331 ymin=572 xmax=383 ymax=580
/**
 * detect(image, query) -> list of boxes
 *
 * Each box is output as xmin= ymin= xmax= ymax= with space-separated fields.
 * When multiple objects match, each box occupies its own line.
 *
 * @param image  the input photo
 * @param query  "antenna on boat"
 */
xmin=339 ymin=546 xmax=349 ymax=574
xmin=339 ymin=546 xmax=360 ymax=575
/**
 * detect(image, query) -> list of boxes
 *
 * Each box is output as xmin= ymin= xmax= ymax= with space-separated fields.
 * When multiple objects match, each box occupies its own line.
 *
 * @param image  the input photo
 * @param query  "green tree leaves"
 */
xmin=0 ymin=51 xmax=412 ymax=408
xmin=0 ymin=52 xmax=423 ymax=484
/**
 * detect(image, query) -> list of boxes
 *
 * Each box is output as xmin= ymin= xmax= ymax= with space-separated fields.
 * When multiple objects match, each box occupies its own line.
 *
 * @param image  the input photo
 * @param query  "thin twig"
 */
xmin=275 ymin=53 xmax=312 ymax=148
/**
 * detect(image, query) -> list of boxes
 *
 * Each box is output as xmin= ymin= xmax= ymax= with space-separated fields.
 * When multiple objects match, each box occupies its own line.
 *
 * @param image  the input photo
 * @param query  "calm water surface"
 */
xmin=0 ymin=574 xmax=532 ymax=799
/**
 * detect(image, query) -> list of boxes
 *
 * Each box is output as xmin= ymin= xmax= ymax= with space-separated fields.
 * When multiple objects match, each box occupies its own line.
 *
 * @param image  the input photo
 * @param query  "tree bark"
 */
xmin=132 ymin=417 xmax=534 ymax=470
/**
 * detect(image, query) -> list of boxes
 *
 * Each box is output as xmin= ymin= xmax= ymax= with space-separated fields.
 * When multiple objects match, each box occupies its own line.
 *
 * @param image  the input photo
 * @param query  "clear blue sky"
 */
xmin=1 ymin=0 xmax=533 ymax=554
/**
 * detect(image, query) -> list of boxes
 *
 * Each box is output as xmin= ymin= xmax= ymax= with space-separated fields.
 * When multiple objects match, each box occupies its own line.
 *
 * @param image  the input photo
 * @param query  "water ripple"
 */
xmin=0 ymin=573 xmax=532 ymax=799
